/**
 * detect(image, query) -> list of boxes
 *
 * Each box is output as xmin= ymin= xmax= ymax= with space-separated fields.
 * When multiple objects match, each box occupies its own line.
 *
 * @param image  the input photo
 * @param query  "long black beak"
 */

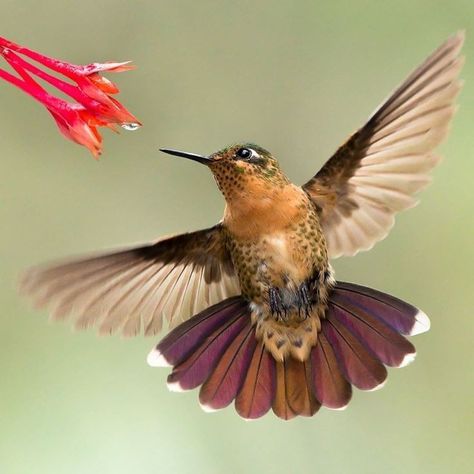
xmin=159 ymin=148 xmax=212 ymax=165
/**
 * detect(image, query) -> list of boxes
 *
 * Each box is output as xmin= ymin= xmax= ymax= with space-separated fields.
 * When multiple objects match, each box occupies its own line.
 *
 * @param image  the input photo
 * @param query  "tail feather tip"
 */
xmin=399 ymin=351 xmax=417 ymax=368
xmin=166 ymin=379 xmax=186 ymax=392
xmin=367 ymin=379 xmax=387 ymax=392
xmin=410 ymin=309 xmax=431 ymax=335
xmin=330 ymin=403 xmax=350 ymax=412
xmin=147 ymin=347 xmax=171 ymax=367
xmin=199 ymin=401 xmax=219 ymax=413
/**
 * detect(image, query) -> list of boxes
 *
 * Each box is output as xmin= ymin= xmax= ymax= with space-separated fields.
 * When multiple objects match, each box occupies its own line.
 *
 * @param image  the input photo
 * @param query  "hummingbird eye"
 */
xmin=235 ymin=147 xmax=252 ymax=160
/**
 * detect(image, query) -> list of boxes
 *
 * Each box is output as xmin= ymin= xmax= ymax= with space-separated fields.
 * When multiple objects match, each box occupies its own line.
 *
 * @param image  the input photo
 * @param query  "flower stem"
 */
xmin=0 ymin=48 xmax=101 ymax=110
xmin=0 ymin=36 xmax=80 ymax=77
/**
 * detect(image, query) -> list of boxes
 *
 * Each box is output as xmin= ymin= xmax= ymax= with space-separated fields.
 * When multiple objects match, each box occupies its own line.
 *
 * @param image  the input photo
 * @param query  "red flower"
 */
xmin=0 ymin=36 xmax=141 ymax=158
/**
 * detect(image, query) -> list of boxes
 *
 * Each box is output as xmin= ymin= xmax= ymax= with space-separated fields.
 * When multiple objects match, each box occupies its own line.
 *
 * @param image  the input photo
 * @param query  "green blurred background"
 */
xmin=1 ymin=1 xmax=473 ymax=473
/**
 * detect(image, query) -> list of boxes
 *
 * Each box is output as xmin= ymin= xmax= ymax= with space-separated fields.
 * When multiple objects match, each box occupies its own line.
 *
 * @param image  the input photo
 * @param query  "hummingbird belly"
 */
xmin=225 ymin=201 xmax=334 ymax=360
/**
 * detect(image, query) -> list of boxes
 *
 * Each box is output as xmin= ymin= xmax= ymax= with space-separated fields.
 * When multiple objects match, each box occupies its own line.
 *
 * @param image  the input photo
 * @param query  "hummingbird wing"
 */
xmin=20 ymin=224 xmax=240 ymax=336
xmin=302 ymin=32 xmax=464 ymax=258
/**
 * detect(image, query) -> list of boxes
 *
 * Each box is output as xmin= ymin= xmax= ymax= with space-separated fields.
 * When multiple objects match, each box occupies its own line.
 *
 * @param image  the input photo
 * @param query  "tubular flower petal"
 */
xmin=0 ymin=36 xmax=140 ymax=157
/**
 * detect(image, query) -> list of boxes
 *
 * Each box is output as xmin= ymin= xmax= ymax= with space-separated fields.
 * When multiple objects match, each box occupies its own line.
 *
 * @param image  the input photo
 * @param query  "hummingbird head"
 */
xmin=160 ymin=143 xmax=290 ymax=203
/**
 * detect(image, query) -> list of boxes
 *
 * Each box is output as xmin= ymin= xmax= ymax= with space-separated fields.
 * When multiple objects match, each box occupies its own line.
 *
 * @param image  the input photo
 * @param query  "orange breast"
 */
xmin=223 ymin=181 xmax=326 ymax=298
xmin=223 ymin=181 xmax=308 ymax=240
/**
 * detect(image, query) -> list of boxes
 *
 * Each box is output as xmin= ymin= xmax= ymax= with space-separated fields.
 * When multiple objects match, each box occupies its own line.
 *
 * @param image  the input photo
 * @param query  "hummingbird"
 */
xmin=21 ymin=33 xmax=464 ymax=419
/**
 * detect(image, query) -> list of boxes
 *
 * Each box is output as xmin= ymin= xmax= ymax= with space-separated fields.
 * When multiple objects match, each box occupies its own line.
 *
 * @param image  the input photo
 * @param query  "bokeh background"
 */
xmin=1 ymin=1 xmax=473 ymax=473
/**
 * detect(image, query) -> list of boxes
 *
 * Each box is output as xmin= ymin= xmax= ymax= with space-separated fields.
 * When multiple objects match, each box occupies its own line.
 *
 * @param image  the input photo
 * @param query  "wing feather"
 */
xmin=303 ymin=32 xmax=464 ymax=258
xmin=20 ymin=224 xmax=240 ymax=336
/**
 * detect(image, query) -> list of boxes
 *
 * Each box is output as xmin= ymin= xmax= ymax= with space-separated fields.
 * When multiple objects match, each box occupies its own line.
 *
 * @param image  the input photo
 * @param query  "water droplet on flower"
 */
xmin=121 ymin=122 xmax=141 ymax=131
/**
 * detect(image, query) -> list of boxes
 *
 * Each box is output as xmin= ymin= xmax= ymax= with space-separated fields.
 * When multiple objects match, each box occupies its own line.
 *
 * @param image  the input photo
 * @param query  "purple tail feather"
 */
xmin=148 ymin=282 xmax=430 ymax=419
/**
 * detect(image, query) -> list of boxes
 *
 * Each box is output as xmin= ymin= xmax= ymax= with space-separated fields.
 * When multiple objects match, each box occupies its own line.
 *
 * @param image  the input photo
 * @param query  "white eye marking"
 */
xmin=236 ymin=147 xmax=260 ymax=160
xmin=252 ymin=150 xmax=261 ymax=160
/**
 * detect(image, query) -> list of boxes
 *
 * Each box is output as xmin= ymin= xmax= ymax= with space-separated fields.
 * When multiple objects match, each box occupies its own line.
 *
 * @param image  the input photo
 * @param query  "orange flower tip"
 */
xmin=106 ymin=61 xmax=136 ymax=72
xmin=87 ymin=74 xmax=120 ymax=94
xmin=85 ymin=61 xmax=135 ymax=75
xmin=106 ymin=123 xmax=120 ymax=134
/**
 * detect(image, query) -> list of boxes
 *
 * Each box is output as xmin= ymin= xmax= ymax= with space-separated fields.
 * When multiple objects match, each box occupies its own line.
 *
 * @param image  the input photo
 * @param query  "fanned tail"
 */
xmin=313 ymin=281 xmax=429 ymax=411
xmin=148 ymin=282 xmax=429 ymax=420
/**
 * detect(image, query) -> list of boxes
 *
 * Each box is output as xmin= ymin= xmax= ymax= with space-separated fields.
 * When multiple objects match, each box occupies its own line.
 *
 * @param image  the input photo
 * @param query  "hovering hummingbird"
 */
xmin=21 ymin=33 xmax=464 ymax=419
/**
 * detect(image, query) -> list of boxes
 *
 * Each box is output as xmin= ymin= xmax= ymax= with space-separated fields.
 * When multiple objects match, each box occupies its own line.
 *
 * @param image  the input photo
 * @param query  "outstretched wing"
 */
xmin=303 ymin=32 xmax=464 ymax=258
xmin=20 ymin=224 xmax=240 ymax=336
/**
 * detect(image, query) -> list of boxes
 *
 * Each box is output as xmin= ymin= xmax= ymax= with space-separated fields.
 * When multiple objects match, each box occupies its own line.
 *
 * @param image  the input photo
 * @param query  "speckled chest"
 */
xmin=224 ymin=200 xmax=328 ymax=303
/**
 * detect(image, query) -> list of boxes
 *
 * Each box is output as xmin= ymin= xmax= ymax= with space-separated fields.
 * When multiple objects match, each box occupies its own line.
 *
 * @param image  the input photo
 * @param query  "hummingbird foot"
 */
xmin=297 ymin=282 xmax=313 ymax=319
xmin=269 ymin=287 xmax=289 ymax=321
xmin=268 ymin=284 xmax=314 ymax=322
